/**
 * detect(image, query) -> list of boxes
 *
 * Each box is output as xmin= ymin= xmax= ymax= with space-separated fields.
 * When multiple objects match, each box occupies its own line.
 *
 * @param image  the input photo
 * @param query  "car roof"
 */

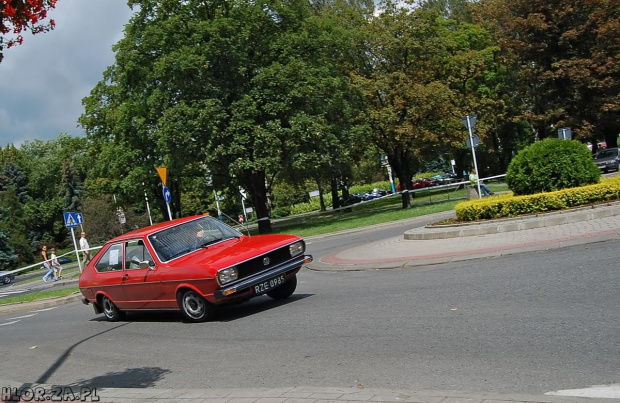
xmin=105 ymin=215 xmax=210 ymax=242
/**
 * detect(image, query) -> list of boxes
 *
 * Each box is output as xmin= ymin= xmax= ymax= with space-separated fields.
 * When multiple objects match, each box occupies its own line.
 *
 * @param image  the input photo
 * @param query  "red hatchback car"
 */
xmin=79 ymin=215 xmax=313 ymax=322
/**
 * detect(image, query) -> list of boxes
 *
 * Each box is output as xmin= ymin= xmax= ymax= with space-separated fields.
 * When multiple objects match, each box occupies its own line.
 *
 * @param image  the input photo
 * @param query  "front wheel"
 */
xmin=100 ymin=295 xmax=124 ymax=322
xmin=267 ymin=274 xmax=297 ymax=300
xmin=178 ymin=290 xmax=215 ymax=323
xmin=3 ymin=275 xmax=12 ymax=285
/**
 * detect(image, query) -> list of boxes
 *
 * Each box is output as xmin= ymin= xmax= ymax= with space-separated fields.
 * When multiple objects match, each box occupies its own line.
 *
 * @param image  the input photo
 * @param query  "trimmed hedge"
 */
xmin=455 ymin=176 xmax=620 ymax=221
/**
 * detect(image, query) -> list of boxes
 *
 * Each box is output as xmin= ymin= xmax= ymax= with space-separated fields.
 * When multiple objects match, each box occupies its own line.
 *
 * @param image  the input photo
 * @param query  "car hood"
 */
xmin=172 ymin=234 xmax=302 ymax=269
xmin=595 ymin=156 xmax=617 ymax=163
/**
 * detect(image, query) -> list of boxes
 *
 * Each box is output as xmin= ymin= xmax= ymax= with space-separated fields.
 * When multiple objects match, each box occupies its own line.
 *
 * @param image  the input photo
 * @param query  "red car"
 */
xmin=420 ymin=177 xmax=438 ymax=187
xmin=412 ymin=179 xmax=427 ymax=189
xmin=79 ymin=215 xmax=312 ymax=322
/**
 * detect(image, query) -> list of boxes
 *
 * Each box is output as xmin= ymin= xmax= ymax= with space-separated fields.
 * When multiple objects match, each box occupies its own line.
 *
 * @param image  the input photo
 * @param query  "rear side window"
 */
xmin=94 ymin=243 xmax=123 ymax=273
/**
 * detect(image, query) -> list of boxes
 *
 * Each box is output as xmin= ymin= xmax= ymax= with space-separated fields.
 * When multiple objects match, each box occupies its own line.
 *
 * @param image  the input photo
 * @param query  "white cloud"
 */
xmin=0 ymin=0 xmax=133 ymax=147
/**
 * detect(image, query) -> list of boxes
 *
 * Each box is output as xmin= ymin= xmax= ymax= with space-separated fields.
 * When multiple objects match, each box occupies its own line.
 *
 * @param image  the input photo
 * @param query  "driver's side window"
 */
xmin=124 ymin=239 xmax=154 ymax=270
xmin=94 ymin=243 xmax=123 ymax=273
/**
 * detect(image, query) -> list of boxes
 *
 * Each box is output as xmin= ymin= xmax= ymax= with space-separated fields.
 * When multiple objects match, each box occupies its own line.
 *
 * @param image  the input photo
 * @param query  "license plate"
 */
xmin=254 ymin=274 xmax=285 ymax=294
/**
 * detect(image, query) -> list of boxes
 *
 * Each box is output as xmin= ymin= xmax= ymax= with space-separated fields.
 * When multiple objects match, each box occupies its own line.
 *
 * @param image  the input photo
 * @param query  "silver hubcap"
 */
xmin=183 ymin=293 xmax=205 ymax=319
xmin=103 ymin=298 xmax=115 ymax=317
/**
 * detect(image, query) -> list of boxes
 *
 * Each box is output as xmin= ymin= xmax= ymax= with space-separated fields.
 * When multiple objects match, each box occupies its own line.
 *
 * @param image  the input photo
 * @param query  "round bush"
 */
xmin=506 ymin=138 xmax=600 ymax=196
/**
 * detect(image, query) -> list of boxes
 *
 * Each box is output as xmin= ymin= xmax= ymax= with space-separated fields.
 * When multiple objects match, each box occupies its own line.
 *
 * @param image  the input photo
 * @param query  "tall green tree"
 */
xmin=80 ymin=0 xmax=364 ymax=233
xmin=0 ymin=187 xmax=31 ymax=266
xmin=350 ymin=3 xmax=496 ymax=207
xmin=474 ymin=0 xmax=620 ymax=147
xmin=60 ymin=159 xmax=83 ymax=212
xmin=0 ymin=161 xmax=29 ymax=203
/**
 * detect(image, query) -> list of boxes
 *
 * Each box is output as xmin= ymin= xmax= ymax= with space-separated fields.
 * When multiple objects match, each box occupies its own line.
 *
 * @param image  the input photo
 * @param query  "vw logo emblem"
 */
xmin=263 ymin=257 xmax=270 ymax=266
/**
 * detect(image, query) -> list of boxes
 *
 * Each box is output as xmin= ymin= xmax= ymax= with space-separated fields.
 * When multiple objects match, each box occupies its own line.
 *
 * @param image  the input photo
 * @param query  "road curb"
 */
xmin=0 ymin=292 xmax=82 ymax=314
xmin=404 ymin=202 xmax=620 ymax=240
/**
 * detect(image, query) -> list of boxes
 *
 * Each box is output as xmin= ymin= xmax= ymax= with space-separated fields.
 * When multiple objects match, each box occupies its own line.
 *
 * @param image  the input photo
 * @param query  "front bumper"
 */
xmin=214 ymin=254 xmax=312 ymax=299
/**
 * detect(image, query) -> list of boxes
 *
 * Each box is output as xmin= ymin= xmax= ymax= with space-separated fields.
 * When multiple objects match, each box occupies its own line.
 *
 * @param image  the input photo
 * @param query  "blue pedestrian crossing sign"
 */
xmin=63 ymin=212 xmax=81 ymax=228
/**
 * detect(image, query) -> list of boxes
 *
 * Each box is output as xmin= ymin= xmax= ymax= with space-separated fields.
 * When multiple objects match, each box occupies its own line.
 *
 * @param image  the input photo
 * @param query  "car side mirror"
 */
xmin=139 ymin=261 xmax=154 ymax=270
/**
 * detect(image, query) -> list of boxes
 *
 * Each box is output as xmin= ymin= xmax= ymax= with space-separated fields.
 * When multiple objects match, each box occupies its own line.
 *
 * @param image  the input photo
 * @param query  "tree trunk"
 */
xmin=392 ymin=163 xmax=412 ymax=208
xmin=330 ymin=177 xmax=340 ymax=209
xmin=317 ymin=179 xmax=326 ymax=211
xmin=245 ymin=172 xmax=272 ymax=234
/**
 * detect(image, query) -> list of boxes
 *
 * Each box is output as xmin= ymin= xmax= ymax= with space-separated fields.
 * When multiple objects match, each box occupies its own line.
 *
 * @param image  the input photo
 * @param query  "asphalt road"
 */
xmin=0 ymin=237 xmax=618 ymax=395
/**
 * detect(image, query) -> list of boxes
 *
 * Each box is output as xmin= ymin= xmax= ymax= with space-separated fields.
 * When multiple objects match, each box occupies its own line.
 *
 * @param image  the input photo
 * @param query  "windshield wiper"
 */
xmin=196 ymin=236 xmax=239 ymax=249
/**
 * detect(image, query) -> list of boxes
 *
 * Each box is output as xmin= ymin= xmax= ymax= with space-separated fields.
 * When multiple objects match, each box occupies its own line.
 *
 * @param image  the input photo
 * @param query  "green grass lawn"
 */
xmin=0 ymin=287 xmax=80 ymax=305
xmin=267 ymin=181 xmax=510 ymax=237
xmin=272 ymin=199 xmax=461 ymax=237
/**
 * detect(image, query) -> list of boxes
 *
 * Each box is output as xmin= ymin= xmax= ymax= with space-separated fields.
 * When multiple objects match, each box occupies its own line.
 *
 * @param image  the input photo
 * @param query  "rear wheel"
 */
xmin=100 ymin=295 xmax=124 ymax=322
xmin=178 ymin=289 xmax=215 ymax=322
xmin=2 ymin=275 xmax=11 ymax=284
xmin=267 ymin=274 xmax=297 ymax=300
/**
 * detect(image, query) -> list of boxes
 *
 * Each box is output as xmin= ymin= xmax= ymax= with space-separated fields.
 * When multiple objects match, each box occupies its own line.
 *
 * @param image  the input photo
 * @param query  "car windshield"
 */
xmin=148 ymin=216 xmax=242 ymax=262
xmin=595 ymin=149 xmax=617 ymax=159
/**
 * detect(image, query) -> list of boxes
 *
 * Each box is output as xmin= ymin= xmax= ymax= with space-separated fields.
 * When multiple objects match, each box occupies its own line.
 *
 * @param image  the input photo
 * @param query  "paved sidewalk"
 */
xmin=1 ymin=379 xmax=619 ymax=403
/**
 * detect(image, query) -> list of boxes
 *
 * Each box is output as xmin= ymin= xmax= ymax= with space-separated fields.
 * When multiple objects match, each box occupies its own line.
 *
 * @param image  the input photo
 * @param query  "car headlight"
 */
xmin=217 ymin=266 xmax=238 ymax=285
xmin=289 ymin=241 xmax=304 ymax=257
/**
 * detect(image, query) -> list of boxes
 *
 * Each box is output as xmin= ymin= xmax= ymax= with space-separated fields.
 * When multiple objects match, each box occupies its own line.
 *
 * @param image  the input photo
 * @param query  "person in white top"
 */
xmin=79 ymin=231 xmax=92 ymax=265
xmin=50 ymin=247 xmax=63 ymax=280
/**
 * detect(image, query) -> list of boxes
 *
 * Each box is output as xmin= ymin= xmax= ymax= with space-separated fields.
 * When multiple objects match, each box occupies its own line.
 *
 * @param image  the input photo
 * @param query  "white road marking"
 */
xmin=0 ymin=320 xmax=20 ymax=326
xmin=546 ymin=384 xmax=620 ymax=399
xmin=9 ymin=313 xmax=37 ymax=320
xmin=30 ymin=307 xmax=58 ymax=312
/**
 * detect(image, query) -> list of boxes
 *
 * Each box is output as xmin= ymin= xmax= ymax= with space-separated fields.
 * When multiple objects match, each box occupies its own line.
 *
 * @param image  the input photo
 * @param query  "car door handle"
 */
xmin=122 ymin=274 xmax=129 ymax=280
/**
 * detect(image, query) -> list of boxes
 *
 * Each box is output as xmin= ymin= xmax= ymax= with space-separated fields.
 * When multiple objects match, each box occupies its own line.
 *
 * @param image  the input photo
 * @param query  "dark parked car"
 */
xmin=431 ymin=173 xmax=458 ymax=184
xmin=340 ymin=192 xmax=367 ymax=206
xmin=365 ymin=188 xmax=389 ymax=200
xmin=593 ymin=147 xmax=620 ymax=173
xmin=58 ymin=256 xmax=72 ymax=264
xmin=79 ymin=215 xmax=312 ymax=322
xmin=0 ymin=270 xmax=15 ymax=285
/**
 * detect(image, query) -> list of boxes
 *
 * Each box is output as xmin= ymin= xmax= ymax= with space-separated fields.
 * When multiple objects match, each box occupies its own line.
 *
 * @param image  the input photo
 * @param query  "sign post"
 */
xmin=143 ymin=182 xmax=153 ymax=226
xmin=63 ymin=212 xmax=83 ymax=272
xmin=381 ymin=156 xmax=396 ymax=194
xmin=558 ymin=127 xmax=572 ymax=139
xmin=157 ymin=167 xmax=173 ymax=220
xmin=462 ymin=114 xmax=482 ymax=199
xmin=162 ymin=186 xmax=173 ymax=220
xmin=213 ymin=190 xmax=223 ymax=221
xmin=239 ymin=187 xmax=248 ymax=223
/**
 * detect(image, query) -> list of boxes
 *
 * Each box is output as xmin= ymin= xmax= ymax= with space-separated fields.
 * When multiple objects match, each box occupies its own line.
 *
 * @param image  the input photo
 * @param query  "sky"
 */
xmin=0 ymin=0 xmax=134 ymax=147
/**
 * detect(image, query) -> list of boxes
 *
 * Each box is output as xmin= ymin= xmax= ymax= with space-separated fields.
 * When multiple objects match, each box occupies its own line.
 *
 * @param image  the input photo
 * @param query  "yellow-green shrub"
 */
xmin=456 ymin=176 xmax=620 ymax=221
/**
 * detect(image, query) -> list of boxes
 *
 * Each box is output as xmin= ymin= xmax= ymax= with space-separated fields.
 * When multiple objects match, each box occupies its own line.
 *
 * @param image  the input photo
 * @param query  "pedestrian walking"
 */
xmin=41 ymin=245 xmax=56 ymax=282
xmin=50 ymin=248 xmax=63 ymax=280
xmin=79 ymin=231 xmax=92 ymax=265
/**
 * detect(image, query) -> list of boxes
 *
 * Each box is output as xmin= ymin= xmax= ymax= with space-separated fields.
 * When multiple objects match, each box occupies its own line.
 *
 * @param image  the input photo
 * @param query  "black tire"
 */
xmin=100 ymin=295 xmax=124 ymax=322
xmin=178 ymin=289 xmax=215 ymax=323
xmin=266 ymin=274 xmax=297 ymax=300
xmin=3 ymin=275 xmax=11 ymax=285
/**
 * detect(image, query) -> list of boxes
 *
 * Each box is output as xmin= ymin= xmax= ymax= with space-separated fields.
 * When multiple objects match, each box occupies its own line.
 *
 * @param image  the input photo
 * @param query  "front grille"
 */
xmin=236 ymin=246 xmax=292 ymax=279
